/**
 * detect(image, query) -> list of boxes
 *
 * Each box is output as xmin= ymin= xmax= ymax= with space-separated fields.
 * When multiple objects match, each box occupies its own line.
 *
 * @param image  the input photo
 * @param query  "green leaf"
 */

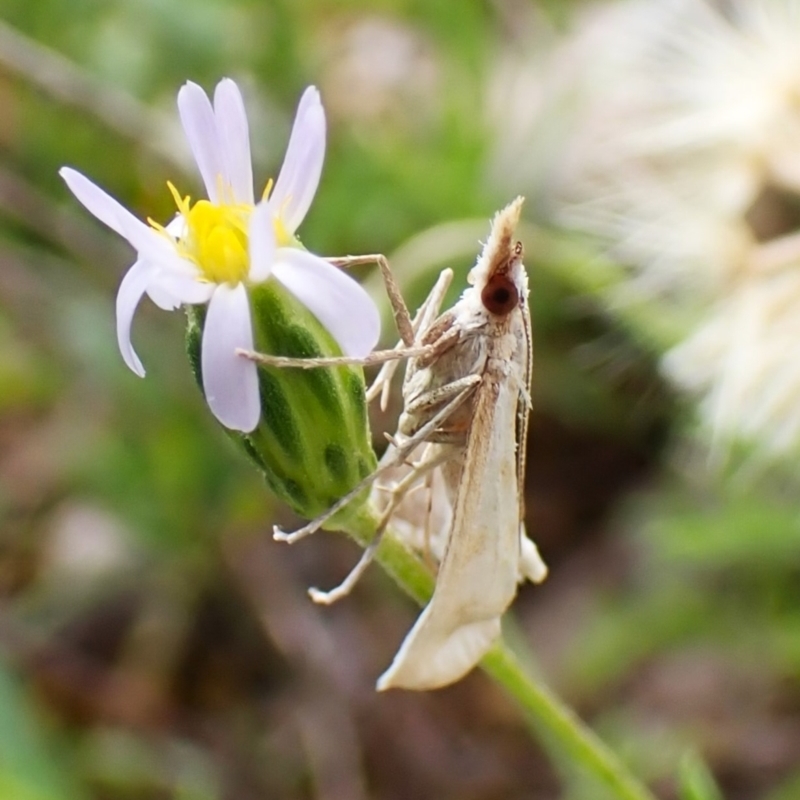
xmin=0 ymin=659 xmax=88 ymax=800
xmin=678 ymin=751 xmax=723 ymax=800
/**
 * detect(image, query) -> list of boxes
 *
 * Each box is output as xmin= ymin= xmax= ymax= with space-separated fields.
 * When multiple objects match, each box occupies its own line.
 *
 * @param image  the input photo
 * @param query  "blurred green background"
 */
xmin=0 ymin=0 xmax=798 ymax=798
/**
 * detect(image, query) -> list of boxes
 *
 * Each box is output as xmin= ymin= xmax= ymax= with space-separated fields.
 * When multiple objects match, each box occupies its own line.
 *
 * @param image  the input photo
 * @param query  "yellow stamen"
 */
xmin=262 ymin=177 xmax=274 ymax=201
xmin=167 ymin=181 xmax=191 ymax=217
xmin=147 ymin=217 xmax=170 ymax=236
xmin=148 ymin=179 xmax=298 ymax=286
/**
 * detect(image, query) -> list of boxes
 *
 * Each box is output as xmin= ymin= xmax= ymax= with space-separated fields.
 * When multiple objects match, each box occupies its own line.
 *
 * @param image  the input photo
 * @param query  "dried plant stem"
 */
xmin=345 ymin=506 xmax=657 ymax=800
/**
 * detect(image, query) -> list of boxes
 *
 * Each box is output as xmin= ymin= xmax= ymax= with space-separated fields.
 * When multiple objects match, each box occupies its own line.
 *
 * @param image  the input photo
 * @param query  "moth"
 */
xmin=242 ymin=196 xmax=547 ymax=690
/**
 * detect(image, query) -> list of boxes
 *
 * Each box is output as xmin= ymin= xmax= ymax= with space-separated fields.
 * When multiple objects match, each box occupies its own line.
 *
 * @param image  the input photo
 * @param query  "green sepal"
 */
xmin=186 ymin=279 xmax=377 ymax=525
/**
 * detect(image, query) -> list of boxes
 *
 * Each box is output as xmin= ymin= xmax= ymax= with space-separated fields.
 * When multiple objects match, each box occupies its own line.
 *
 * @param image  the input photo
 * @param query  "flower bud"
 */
xmin=186 ymin=280 xmax=377 ymax=523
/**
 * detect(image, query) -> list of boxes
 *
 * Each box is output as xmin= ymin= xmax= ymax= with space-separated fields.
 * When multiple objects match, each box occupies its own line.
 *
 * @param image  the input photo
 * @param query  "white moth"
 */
xmin=241 ymin=197 xmax=547 ymax=691
xmin=374 ymin=196 xmax=546 ymax=690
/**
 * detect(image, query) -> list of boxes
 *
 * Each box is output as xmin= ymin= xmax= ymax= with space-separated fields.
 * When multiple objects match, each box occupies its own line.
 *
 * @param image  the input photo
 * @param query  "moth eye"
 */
xmin=481 ymin=274 xmax=519 ymax=316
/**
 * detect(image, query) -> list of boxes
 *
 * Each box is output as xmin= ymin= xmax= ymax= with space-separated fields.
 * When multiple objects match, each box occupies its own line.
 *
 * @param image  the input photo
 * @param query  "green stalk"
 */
xmin=482 ymin=646 xmax=657 ymax=800
xmin=345 ymin=507 xmax=658 ymax=800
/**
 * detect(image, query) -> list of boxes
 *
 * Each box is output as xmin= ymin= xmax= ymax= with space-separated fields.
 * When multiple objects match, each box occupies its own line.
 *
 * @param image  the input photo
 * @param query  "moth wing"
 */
xmin=519 ymin=524 xmax=548 ymax=584
xmin=377 ymin=375 xmax=521 ymax=691
xmin=376 ymin=601 xmax=501 ymax=692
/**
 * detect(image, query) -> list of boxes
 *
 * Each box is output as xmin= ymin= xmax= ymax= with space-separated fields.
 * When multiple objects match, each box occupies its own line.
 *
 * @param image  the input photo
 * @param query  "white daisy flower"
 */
xmin=60 ymin=79 xmax=380 ymax=433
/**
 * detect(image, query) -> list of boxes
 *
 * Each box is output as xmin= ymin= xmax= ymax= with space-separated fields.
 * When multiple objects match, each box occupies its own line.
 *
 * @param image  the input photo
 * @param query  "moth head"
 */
xmin=469 ymin=196 xmax=527 ymax=318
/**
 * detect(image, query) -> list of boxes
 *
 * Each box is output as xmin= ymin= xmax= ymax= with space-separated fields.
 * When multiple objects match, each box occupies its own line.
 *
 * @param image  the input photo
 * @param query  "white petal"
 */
xmin=178 ymin=82 xmax=224 ymax=203
xmin=116 ymin=260 xmax=153 ymax=377
xmin=214 ymin=79 xmax=254 ymax=204
xmin=144 ymin=267 xmax=214 ymax=309
xmin=119 ymin=220 xmax=172 ymax=263
xmin=60 ymin=173 xmax=177 ymax=270
xmin=146 ymin=280 xmax=182 ymax=311
xmin=201 ymin=283 xmax=260 ymax=432
xmin=165 ymin=214 xmax=186 ymax=238
xmin=154 ymin=270 xmax=215 ymax=305
xmin=60 ymin=167 xmax=145 ymax=239
xmin=115 ymin=212 xmax=197 ymax=278
xmin=112 ymin=215 xmax=215 ymax=305
xmin=247 ymin=202 xmax=276 ymax=282
xmin=269 ymin=86 xmax=326 ymax=234
xmin=271 ymin=248 xmax=380 ymax=357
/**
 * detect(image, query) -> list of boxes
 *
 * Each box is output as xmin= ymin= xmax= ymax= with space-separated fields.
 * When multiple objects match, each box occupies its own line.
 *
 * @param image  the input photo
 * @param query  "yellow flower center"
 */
xmin=152 ymin=180 xmax=292 ymax=287
xmin=185 ymin=199 xmax=251 ymax=285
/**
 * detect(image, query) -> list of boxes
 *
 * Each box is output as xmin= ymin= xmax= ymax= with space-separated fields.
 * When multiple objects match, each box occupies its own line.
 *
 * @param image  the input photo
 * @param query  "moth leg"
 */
xmin=403 ymin=374 xmax=481 ymax=421
xmin=308 ymin=447 xmax=451 ymax=605
xmin=237 ymin=345 xmax=436 ymax=370
xmin=327 ymin=254 xmax=414 ymax=347
xmin=272 ymin=375 xmax=480 ymax=544
xmin=238 ymin=266 xmax=453 ymax=388
xmin=410 ymin=268 xmax=455 ymax=337
xmin=367 ymin=268 xmax=455 ymax=409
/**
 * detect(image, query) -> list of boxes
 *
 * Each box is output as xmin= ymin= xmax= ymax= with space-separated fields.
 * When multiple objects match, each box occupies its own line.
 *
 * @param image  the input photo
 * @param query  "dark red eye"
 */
xmin=481 ymin=274 xmax=519 ymax=316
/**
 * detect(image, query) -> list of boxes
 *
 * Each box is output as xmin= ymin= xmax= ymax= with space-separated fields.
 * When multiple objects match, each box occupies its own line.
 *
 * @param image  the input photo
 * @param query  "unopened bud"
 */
xmin=186 ymin=280 xmax=377 ymax=522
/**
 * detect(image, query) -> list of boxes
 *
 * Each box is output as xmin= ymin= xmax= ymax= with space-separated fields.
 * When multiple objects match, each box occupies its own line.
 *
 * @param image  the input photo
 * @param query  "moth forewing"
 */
xmin=377 ymin=369 xmax=523 ymax=690
xmin=517 ymin=292 xmax=547 ymax=585
xmin=378 ymin=196 xmax=546 ymax=691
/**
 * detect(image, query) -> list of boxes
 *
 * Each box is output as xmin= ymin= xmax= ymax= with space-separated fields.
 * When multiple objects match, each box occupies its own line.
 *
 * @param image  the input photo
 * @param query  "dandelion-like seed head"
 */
xmin=500 ymin=0 xmax=800 ymax=458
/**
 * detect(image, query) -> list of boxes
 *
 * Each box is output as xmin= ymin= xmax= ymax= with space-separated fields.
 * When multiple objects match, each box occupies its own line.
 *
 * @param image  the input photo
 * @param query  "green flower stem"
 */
xmin=481 ymin=646 xmax=657 ymax=800
xmin=345 ymin=506 xmax=657 ymax=800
